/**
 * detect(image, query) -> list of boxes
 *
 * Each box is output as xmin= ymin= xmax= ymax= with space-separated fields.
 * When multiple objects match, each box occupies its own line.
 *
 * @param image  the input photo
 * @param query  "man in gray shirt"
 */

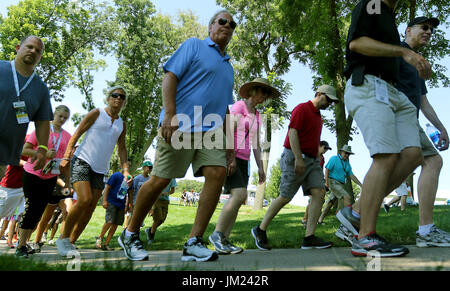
xmin=0 ymin=35 xmax=53 ymax=175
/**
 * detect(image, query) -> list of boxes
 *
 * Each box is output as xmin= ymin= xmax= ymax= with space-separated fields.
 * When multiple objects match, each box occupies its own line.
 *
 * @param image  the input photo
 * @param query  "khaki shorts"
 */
xmin=151 ymin=199 xmax=170 ymax=223
xmin=328 ymin=179 xmax=351 ymax=201
xmin=345 ymin=75 xmax=421 ymax=157
xmin=152 ymin=128 xmax=227 ymax=179
xmin=0 ymin=187 xmax=25 ymax=217
xmin=419 ymin=125 xmax=439 ymax=157
xmin=280 ymin=148 xmax=325 ymax=199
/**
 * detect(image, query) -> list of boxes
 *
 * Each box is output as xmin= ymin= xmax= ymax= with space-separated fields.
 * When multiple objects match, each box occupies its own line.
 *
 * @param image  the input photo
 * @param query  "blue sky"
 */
xmin=2 ymin=0 xmax=450 ymax=202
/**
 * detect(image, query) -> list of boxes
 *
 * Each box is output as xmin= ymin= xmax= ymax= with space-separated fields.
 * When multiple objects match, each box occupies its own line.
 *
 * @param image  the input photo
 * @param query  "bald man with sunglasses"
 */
xmin=119 ymin=10 xmax=237 ymax=262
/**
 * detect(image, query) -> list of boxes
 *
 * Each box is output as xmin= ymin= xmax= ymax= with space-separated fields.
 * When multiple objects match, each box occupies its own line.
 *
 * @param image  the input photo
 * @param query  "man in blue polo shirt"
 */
xmin=119 ymin=10 xmax=236 ymax=262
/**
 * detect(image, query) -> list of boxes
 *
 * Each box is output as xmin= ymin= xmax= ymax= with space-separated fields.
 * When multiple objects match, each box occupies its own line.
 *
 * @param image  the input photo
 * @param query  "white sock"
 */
xmin=125 ymin=229 xmax=136 ymax=238
xmin=352 ymin=210 xmax=361 ymax=218
xmin=418 ymin=224 xmax=434 ymax=236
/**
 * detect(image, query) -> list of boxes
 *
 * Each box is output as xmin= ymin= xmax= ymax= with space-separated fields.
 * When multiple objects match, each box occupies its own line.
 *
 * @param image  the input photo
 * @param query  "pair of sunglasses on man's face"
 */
xmin=216 ymin=18 xmax=237 ymax=30
xmin=111 ymin=93 xmax=126 ymax=101
xmin=419 ymin=24 xmax=434 ymax=33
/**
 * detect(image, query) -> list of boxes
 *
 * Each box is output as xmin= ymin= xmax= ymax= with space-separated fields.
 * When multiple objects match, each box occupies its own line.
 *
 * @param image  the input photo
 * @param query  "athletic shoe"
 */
xmin=416 ymin=225 xmax=450 ymax=247
xmin=95 ymin=237 xmax=103 ymax=249
xmin=351 ymin=233 xmax=409 ymax=257
xmin=335 ymin=224 xmax=356 ymax=245
xmin=118 ymin=230 xmax=149 ymax=261
xmin=336 ymin=207 xmax=360 ymax=236
xmin=56 ymin=237 xmax=75 ymax=257
xmin=383 ymin=204 xmax=390 ymax=213
xmin=301 ymin=235 xmax=333 ymax=249
xmin=251 ymin=226 xmax=271 ymax=251
xmin=30 ymin=242 xmax=44 ymax=253
xmin=208 ymin=231 xmax=231 ymax=254
xmin=145 ymin=228 xmax=155 ymax=244
xmin=15 ymin=246 xmax=29 ymax=258
xmin=226 ymin=241 xmax=244 ymax=254
xmin=181 ymin=237 xmax=218 ymax=262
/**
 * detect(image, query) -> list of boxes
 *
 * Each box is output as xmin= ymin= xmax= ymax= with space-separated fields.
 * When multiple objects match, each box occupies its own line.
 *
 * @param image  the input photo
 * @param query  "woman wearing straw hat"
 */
xmin=209 ymin=78 xmax=279 ymax=254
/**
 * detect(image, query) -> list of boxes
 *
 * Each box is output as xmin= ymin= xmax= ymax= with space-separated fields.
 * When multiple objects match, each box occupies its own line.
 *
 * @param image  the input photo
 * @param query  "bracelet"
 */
xmin=38 ymin=145 xmax=48 ymax=151
xmin=123 ymin=168 xmax=129 ymax=171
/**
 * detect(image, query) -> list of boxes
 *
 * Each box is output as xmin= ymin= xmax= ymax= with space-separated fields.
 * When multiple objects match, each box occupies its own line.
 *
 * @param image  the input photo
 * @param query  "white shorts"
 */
xmin=395 ymin=183 xmax=409 ymax=197
xmin=0 ymin=186 xmax=25 ymax=217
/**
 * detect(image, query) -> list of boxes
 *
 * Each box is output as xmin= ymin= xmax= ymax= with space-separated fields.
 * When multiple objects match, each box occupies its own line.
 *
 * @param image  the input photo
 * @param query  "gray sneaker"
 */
xmin=351 ymin=233 xmax=409 ymax=257
xmin=118 ymin=230 xmax=149 ymax=261
xmin=226 ymin=241 xmax=244 ymax=254
xmin=416 ymin=226 xmax=450 ymax=247
xmin=336 ymin=207 xmax=360 ymax=236
xmin=208 ymin=231 xmax=231 ymax=254
xmin=181 ymin=237 xmax=218 ymax=262
xmin=335 ymin=224 xmax=355 ymax=245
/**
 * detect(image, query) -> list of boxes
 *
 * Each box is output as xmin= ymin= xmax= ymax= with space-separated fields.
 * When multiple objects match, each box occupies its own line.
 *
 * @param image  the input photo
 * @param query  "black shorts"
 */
xmin=223 ymin=158 xmax=249 ymax=194
xmin=71 ymin=156 xmax=105 ymax=190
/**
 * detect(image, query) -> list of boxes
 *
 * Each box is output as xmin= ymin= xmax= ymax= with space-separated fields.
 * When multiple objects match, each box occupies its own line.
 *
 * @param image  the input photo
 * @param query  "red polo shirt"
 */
xmin=284 ymin=101 xmax=323 ymax=157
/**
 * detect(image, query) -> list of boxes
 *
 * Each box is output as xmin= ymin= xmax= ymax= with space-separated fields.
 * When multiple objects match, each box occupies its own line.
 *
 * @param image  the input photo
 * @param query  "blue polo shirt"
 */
xmin=160 ymin=37 xmax=234 ymax=132
xmin=325 ymin=155 xmax=353 ymax=184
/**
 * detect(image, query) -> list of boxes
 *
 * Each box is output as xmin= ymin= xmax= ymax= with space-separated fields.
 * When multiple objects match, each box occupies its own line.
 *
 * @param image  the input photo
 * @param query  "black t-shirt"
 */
xmin=344 ymin=0 xmax=401 ymax=82
xmin=396 ymin=42 xmax=428 ymax=117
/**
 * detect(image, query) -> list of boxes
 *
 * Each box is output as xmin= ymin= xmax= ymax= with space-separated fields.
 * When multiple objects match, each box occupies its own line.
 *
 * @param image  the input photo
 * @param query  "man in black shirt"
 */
xmin=337 ymin=0 xmax=432 ymax=258
xmin=397 ymin=17 xmax=450 ymax=247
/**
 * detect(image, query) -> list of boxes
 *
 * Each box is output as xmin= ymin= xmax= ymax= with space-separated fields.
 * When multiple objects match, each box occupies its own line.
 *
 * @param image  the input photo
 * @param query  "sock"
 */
xmin=257 ymin=226 xmax=266 ymax=232
xmin=352 ymin=210 xmax=360 ymax=219
xmin=125 ymin=229 xmax=136 ymax=238
xmin=418 ymin=224 xmax=434 ymax=236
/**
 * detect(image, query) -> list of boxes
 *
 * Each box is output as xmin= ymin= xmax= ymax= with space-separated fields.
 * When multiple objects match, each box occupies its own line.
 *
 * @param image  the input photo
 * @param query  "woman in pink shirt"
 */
xmin=208 ymin=78 xmax=280 ymax=254
xmin=16 ymin=105 xmax=71 ymax=257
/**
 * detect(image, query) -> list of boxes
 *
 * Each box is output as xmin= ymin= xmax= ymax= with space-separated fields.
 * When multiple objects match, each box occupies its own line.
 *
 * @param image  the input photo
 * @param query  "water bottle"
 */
xmin=425 ymin=123 xmax=441 ymax=149
xmin=117 ymin=179 xmax=128 ymax=200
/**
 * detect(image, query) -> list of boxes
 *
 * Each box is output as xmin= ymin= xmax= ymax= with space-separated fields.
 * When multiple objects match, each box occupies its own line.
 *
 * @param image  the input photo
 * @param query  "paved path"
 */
xmin=1 ymin=242 xmax=449 ymax=271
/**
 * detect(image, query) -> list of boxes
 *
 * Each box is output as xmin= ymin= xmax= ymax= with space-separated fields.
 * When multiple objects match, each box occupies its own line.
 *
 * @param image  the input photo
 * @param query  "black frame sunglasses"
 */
xmin=420 ymin=24 xmax=434 ymax=33
xmin=111 ymin=92 xmax=126 ymax=100
xmin=217 ymin=18 xmax=237 ymax=30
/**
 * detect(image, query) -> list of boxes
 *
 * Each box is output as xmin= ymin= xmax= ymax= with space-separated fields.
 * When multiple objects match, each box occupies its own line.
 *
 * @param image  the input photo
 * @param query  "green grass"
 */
xmin=41 ymin=202 xmax=449 ymax=250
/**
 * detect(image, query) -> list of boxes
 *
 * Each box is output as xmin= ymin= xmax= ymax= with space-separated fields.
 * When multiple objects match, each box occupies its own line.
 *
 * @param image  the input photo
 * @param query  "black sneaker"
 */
xmin=301 ymin=235 xmax=333 ymax=249
xmin=15 ymin=246 xmax=29 ymax=258
xmin=251 ymin=226 xmax=271 ymax=250
xmin=383 ymin=204 xmax=390 ymax=213
xmin=145 ymin=228 xmax=155 ymax=244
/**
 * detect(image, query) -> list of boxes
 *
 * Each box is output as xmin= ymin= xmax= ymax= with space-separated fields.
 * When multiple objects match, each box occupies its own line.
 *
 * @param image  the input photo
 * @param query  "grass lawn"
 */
xmin=44 ymin=201 xmax=449 ymax=251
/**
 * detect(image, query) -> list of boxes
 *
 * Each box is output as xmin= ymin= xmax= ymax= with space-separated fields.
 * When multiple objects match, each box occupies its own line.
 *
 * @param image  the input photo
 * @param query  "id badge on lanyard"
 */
xmin=11 ymin=60 xmax=36 ymax=124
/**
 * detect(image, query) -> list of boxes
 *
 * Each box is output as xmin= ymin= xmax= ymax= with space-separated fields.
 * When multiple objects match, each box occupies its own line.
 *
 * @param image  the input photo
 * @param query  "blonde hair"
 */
xmin=54 ymin=105 xmax=70 ymax=117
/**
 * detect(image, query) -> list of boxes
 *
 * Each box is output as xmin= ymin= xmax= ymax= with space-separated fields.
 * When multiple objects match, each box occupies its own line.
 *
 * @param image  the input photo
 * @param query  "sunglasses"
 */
xmin=217 ymin=18 xmax=237 ymax=30
xmin=111 ymin=93 xmax=126 ymax=100
xmin=419 ymin=24 xmax=434 ymax=33
xmin=325 ymin=95 xmax=334 ymax=103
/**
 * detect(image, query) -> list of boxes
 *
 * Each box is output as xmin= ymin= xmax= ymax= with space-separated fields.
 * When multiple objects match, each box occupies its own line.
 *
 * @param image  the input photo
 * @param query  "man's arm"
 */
xmin=349 ymin=36 xmax=431 ymax=79
xmin=161 ymin=72 xmax=179 ymax=145
xmin=350 ymin=174 xmax=363 ymax=188
xmin=421 ymin=94 xmax=449 ymax=150
xmin=33 ymin=120 xmax=50 ymax=170
xmin=288 ymin=128 xmax=306 ymax=176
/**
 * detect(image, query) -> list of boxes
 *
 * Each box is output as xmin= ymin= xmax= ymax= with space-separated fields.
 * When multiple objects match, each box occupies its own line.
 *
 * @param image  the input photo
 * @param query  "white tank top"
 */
xmin=75 ymin=108 xmax=124 ymax=174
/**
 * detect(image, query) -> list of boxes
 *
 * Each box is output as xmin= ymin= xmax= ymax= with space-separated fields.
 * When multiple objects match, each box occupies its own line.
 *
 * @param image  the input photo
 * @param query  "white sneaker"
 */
xmin=416 ymin=226 xmax=450 ymax=247
xmin=118 ymin=229 xmax=149 ymax=261
xmin=56 ymin=237 xmax=75 ymax=257
xmin=181 ymin=237 xmax=218 ymax=262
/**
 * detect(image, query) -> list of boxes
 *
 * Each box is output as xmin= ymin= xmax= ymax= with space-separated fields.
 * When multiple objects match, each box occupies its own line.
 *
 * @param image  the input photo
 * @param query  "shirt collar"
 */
xmin=205 ymin=37 xmax=231 ymax=61
xmin=307 ymin=100 xmax=320 ymax=113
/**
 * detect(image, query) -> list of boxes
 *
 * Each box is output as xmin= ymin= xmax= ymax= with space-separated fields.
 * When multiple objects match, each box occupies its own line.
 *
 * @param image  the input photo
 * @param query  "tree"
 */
xmin=107 ymin=0 xmax=206 ymax=173
xmin=265 ymin=159 xmax=281 ymax=200
xmin=218 ymin=0 xmax=298 ymax=209
xmin=0 ymin=0 xmax=116 ymax=105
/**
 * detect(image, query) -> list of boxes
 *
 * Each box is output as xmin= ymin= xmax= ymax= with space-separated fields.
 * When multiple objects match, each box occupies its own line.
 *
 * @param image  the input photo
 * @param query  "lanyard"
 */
xmin=50 ymin=124 xmax=63 ymax=152
xmin=11 ymin=60 xmax=36 ymax=100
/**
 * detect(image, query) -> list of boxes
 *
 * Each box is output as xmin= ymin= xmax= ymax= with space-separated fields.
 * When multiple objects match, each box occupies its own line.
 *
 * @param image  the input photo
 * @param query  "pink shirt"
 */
xmin=24 ymin=128 xmax=72 ymax=180
xmin=231 ymin=100 xmax=261 ymax=161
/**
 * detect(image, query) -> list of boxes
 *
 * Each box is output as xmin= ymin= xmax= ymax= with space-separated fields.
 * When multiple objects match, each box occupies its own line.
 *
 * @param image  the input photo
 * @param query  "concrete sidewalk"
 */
xmin=1 ymin=242 xmax=449 ymax=271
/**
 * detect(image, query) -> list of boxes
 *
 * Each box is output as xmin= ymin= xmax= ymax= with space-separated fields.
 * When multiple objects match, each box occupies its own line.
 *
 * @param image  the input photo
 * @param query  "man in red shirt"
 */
xmin=252 ymin=85 xmax=339 ymax=250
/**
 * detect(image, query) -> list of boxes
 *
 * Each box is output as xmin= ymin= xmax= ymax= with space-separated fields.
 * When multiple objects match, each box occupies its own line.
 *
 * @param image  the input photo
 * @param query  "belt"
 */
xmin=366 ymin=73 xmax=398 ymax=86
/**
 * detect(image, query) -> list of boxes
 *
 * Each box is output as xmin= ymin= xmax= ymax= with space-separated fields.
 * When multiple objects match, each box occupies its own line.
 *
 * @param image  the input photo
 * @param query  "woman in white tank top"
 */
xmin=56 ymin=86 xmax=131 ymax=255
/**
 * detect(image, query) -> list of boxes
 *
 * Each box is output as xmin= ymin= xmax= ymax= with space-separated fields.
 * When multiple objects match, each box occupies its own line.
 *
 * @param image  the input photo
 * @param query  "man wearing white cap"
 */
xmin=252 ymin=84 xmax=338 ymax=250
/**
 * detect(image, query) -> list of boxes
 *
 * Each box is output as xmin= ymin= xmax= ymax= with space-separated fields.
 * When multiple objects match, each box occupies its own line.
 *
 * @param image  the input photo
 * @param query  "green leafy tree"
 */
xmin=265 ymin=158 xmax=281 ymax=200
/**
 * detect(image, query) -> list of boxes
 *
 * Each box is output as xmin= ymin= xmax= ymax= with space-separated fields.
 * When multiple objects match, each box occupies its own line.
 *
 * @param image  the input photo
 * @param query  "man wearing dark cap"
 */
xmin=251 ymin=85 xmax=338 ymax=251
xmin=396 ymin=16 xmax=450 ymax=247
xmin=340 ymin=0 xmax=432 ymax=257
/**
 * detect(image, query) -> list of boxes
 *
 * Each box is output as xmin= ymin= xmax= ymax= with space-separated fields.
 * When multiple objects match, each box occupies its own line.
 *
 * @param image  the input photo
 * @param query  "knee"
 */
xmin=424 ymin=154 xmax=443 ymax=172
xmin=310 ymin=189 xmax=326 ymax=202
xmin=203 ymin=166 xmax=226 ymax=182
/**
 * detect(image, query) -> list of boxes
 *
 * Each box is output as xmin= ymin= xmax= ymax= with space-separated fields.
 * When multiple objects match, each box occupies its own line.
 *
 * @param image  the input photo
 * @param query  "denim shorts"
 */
xmin=71 ymin=156 xmax=105 ymax=190
xmin=280 ymin=148 xmax=325 ymax=199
